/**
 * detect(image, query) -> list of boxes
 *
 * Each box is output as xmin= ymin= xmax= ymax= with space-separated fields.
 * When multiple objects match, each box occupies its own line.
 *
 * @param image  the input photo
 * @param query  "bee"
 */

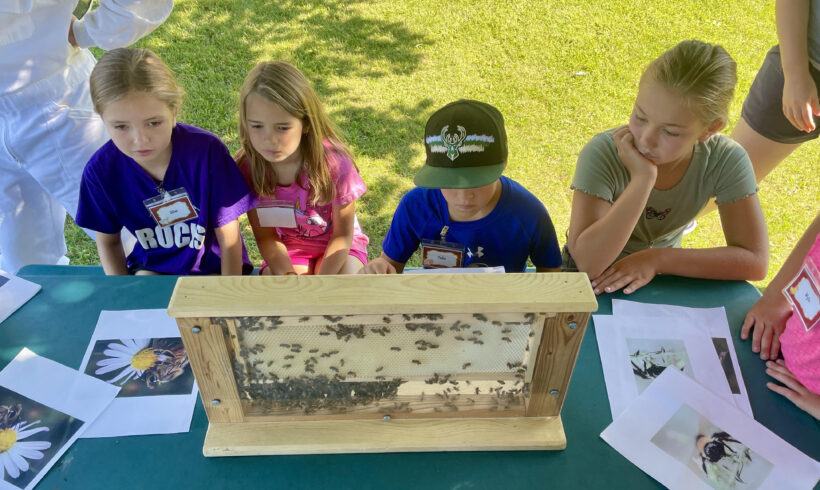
xmin=319 ymin=331 xmax=331 ymax=336
xmin=142 ymin=339 xmax=189 ymax=389
xmin=299 ymin=316 xmax=311 ymax=322
xmin=501 ymin=336 xmax=512 ymax=343
xmin=412 ymin=360 xmax=422 ymax=365
xmin=309 ymin=348 xmax=319 ymax=353
xmin=473 ymin=314 xmax=488 ymax=322
xmin=462 ymin=362 xmax=472 ymax=370
xmin=284 ymin=355 xmax=295 ymax=360
xmin=279 ymin=343 xmax=290 ymax=348
xmin=375 ymin=366 xmax=384 ymax=372
xmin=0 ymin=404 xmax=22 ymax=429
xmin=390 ymin=347 xmax=401 ymax=351
xmin=283 ymin=364 xmax=292 ymax=369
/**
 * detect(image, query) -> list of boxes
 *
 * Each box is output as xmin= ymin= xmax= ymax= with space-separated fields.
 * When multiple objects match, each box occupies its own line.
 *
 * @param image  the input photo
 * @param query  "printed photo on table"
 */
xmin=651 ymin=404 xmax=773 ymax=489
xmin=0 ymin=386 xmax=83 ymax=489
xmin=83 ymin=337 xmax=194 ymax=397
xmin=626 ymin=338 xmax=693 ymax=393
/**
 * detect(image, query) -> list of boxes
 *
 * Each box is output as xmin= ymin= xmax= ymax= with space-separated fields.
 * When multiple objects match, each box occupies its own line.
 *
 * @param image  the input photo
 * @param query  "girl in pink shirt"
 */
xmin=236 ymin=61 xmax=368 ymax=275
xmin=742 ymin=211 xmax=820 ymax=419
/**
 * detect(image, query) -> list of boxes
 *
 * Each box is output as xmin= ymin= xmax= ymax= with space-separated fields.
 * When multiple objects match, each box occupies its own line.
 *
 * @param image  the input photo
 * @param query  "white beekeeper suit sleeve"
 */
xmin=71 ymin=0 xmax=173 ymax=49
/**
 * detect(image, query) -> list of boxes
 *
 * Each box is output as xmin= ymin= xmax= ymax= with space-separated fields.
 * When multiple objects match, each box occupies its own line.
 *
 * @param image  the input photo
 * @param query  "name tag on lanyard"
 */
xmin=420 ymin=225 xmax=465 ymax=268
xmin=143 ymin=188 xmax=198 ymax=227
xmin=783 ymin=258 xmax=820 ymax=332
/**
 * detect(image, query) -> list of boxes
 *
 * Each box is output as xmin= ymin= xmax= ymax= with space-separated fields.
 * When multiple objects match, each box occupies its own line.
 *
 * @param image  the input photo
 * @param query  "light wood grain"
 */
xmin=202 ymin=416 xmax=566 ymax=455
xmin=178 ymin=318 xmax=244 ymax=423
xmin=525 ymin=312 xmax=590 ymax=417
xmin=168 ymin=273 xmax=597 ymax=317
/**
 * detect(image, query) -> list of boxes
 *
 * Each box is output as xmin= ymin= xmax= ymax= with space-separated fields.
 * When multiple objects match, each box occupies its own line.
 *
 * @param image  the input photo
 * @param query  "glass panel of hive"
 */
xmin=220 ymin=312 xmax=546 ymax=417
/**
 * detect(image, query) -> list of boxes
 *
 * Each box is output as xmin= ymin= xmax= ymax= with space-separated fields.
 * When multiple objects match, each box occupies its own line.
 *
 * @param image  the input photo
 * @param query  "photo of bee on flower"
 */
xmin=652 ymin=404 xmax=773 ymax=489
xmin=83 ymin=337 xmax=194 ymax=398
xmin=0 ymin=387 xmax=82 ymax=489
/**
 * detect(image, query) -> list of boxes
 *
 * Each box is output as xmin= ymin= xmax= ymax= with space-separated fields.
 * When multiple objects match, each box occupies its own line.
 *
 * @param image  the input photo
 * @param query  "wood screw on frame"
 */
xmin=549 ymin=390 xmax=559 ymax=396
xmin=192 ymin=326 xmax=201 ymax=333
xmin=383 ymin=415 xmax=391 ymax=422
xmin=568 ymin=322 xmax=577 ymax=329
xmin=212 ymin=399 xmax=221 ymax=406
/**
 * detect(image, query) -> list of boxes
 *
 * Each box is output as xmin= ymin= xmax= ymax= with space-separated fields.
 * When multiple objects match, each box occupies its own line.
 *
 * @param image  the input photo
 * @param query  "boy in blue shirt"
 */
xmin=361 ymin=99 xmax=562 ymax=273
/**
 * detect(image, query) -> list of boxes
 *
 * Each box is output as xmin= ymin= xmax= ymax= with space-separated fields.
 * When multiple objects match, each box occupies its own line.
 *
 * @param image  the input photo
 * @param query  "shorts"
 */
xmin=740 ymin=45 xmax=820 ymax=144
xmin=261 ymin=247 xmax=368 ymax=272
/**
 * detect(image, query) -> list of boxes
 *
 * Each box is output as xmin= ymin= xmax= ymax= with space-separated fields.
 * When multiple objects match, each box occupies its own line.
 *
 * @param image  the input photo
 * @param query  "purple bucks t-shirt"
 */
xmin=76 ymin=123 xmax=258 ymax=274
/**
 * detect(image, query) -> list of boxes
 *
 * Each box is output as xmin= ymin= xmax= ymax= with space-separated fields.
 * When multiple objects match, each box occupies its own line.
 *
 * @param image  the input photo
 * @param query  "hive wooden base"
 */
xmin=202 ymin=416 xmax=566 ymax=456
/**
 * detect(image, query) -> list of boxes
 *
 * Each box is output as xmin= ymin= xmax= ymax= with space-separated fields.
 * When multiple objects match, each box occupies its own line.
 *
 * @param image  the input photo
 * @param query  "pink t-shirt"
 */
xmin=779 ymin=232 xmax=820 ymax=394
xmin=239 ymin=142 xmax=369 ymax=257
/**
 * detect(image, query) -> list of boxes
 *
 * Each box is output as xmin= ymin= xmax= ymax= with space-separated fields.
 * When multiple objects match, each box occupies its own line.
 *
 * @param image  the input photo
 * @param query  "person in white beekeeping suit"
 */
xmin=0 ymin=0 xmax=173 ymax=274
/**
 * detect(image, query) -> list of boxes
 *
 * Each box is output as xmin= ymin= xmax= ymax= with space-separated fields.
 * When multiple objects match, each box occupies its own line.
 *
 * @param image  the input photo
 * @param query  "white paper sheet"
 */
xmin=594 ymin=314 xmax=734 ymax=420
xmin=601 ymin=368 xmax=820 ymax=489
xmin=403 ymin=266 xmax=506 ymax=274
xmin=0 ymin=271 xmax=41 ymax=324
xmin=78 ymin=309 xmax=198 ymax=438
xmin=0 ymin=348 xmax=119 ymax=490
xmin=612 ymin=299 xmax=753 ymax=416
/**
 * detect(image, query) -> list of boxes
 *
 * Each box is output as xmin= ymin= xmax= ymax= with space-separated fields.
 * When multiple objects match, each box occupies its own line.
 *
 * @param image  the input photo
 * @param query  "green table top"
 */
xmin=2 ymin=266 xmax=818 ymax=489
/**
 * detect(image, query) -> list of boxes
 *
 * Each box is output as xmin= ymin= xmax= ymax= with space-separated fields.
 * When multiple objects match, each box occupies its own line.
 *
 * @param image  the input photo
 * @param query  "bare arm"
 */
xmin=359 ymin=252 xmax=405 ymax=274
xmin=316 ymin=201 xmax=356 ymax=275
xmin=96 ymin=231 xmax=128 ymax=275
xmin=777 ymin=0 xmax=819 ymax=131
xmin=247 ymin=208 xmax=296 ymax=275
xmin=567 ymin=127 xmax=657 ymax=279
xmin=535 ymin=266 xmax=561 ymax=272
xmin=742 ymin=211 xmax=820 ymax=358
xmin=592 ymin=194 xmax=769 ymax=294
xmin=214 ymin=219 xmax=244 ymax=275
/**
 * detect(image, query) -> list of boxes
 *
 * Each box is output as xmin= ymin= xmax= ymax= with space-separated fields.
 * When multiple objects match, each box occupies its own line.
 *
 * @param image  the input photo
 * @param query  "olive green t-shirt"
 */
xmin=570 ymin=130 xmax=758 ymax=260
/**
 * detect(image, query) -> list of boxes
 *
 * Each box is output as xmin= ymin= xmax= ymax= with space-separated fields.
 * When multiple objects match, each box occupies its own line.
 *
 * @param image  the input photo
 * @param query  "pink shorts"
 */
xmin=261 ymin=247 xmax=368 ymax=272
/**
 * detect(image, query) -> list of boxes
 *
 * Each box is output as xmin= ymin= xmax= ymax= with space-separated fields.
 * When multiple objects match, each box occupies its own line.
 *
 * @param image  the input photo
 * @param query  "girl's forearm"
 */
xmin=776 ymin=0 xmax=810 ymax=76
xmin=215 ymin=220 xmax=244 ymax=275
xmin=571 ymin=176 xmax=654 ymax=277
xmin=97 ymin=234 xmax=128 ymax=275
xmin=652 ymin=246 xmax=769 ymax=281
xmin=316 ymin=234 xmax=353 ymax=275
xmin=763 ymin=212 xmax=820 ymax=298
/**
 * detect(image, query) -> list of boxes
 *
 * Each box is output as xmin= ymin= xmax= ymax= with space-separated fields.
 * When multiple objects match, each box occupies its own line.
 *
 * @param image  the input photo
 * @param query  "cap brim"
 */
xmin=413 ymin=161 xmax=504 ymax=189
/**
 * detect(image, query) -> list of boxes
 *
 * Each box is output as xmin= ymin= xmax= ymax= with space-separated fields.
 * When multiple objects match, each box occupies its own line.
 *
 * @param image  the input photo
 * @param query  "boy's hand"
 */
xmin=740 ymin=293 xmax=791 ymax=360
xmin=358 ymin=257 xmax=397 ymax=274
xmin=590 ymin=248 xmax=658 ymax=295
xmin=783 ymin=69 xmax=820 ymax=132
xmin=611 ymin=126 xmax=658 ymax=183
xmin=766 ymin=359 xmax=820 ymax=420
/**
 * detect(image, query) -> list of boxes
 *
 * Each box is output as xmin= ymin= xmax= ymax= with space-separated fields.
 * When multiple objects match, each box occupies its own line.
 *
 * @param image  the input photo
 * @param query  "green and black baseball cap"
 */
xmin=414 ymin=99 xmax=508 ymax=189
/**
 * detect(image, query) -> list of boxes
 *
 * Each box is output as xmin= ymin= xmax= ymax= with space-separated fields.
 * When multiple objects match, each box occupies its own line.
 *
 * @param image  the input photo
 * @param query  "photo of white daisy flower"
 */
xmin=87 ymin=338 xmax=194 ymax=398
xmin=0 ymin=419 xmax=51 ymax=481
xmin=93 ymin=338 xmax=152 ymax=385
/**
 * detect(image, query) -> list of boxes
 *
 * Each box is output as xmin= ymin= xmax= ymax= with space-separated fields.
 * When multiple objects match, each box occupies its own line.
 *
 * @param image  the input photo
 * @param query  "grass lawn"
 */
xmin=65 ymin=0 xmax=819 ymax=286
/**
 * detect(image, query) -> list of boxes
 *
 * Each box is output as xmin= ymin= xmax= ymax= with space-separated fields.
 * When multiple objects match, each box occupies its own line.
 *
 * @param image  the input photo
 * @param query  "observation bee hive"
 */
xmin=167 ymin=273 xmax=596 ymax=456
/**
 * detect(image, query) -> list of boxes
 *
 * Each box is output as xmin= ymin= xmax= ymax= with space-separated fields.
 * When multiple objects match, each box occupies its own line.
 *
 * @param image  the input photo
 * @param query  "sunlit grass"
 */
xmin=66 ymin=0 xmax=819 ymax=286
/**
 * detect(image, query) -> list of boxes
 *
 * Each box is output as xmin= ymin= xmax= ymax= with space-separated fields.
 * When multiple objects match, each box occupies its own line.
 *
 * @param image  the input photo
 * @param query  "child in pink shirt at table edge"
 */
xmin=742 ymin=211 xmax=820 ymax=419
xmin=236 ymin=61 xmax=368 ymax=275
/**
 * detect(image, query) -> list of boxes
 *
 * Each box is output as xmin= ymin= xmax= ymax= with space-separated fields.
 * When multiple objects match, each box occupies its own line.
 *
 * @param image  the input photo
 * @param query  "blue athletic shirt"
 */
xmin=382 ymin=176 xmax=561 ymax=272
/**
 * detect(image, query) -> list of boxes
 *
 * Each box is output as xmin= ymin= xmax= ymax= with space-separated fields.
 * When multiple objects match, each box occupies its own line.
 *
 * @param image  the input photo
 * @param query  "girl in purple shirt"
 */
xmin=236 ymin=61 xmax=368 ymax=275
xmin=76 ymin=48 xmax=256 ymax=275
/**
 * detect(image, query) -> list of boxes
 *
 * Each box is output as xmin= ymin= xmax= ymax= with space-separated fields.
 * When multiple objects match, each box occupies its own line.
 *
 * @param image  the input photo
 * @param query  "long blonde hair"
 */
xmin=642 ymin=40 xmax=737 ymax=126
xmin=238 ymin=61 xmax=353 ymax=205
xmin=89 ymin=48 xmax=184 ymax=115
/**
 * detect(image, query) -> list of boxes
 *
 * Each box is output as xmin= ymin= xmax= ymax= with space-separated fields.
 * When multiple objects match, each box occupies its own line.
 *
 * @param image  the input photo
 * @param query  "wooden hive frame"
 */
xmin=167 ymin=273 xmax=596 ymax=456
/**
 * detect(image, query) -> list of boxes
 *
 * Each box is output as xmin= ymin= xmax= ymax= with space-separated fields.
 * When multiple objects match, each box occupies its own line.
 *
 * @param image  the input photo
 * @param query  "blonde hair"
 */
xmin=237 ymin=61 xmax=353 ymax=205
xmin=89 ymin=48 xmax=184 ymax=115
xmin=642 ymin=40 xmax=737 ymax=125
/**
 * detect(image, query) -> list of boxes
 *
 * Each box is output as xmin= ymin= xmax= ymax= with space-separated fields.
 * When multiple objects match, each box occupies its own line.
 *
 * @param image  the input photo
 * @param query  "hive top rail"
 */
xmin=167 ymin=273 xmax=598 ymax=318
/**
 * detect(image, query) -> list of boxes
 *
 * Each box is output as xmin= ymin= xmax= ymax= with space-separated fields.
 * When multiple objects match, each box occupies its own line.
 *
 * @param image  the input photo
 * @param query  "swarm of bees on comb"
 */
xmin=217 ymin=312 xmax=543 ymax=416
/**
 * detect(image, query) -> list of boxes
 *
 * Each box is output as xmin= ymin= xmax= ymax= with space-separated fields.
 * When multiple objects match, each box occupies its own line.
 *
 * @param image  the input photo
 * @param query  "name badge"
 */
xmin=421 ymin=239 xmax=465 ymax=268
xmin=143 ymin=188 xmax=198 ymax=227
xmin=256 ymin=200 xmax=298 ymax=228
xmin=783 ymin=262 xmax=820 ymax=332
